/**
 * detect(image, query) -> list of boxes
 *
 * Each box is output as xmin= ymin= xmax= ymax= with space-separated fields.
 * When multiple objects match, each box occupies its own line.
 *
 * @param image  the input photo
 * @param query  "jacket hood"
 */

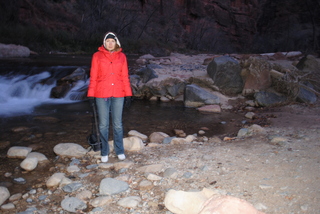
xmin=103 ymin=32 xmax=121 ymax=48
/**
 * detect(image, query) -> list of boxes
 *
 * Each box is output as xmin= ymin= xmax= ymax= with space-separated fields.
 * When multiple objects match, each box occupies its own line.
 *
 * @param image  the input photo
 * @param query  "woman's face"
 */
xmin=104 ymin=38 xmax=116 ymax=51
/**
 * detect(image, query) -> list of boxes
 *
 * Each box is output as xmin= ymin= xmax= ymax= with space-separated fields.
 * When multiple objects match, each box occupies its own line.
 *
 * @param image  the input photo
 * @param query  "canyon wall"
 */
xmin=1 ymin=0 xmax=319 ymax=54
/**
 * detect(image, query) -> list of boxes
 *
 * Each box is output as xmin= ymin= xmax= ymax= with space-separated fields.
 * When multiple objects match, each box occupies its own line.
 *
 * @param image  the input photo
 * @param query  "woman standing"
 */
xmin=87 ymin=32 xmax=132 ymax=163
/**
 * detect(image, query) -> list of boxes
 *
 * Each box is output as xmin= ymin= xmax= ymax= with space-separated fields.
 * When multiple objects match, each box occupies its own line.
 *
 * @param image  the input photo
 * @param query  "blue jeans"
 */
xmin=95 ymin=97 xmax=125 ymax=156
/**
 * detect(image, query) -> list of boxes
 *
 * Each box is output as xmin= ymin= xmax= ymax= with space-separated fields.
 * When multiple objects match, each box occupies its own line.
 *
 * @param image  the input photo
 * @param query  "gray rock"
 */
xmin=123 ymin=136 xmax=145 ymax=151
xmin=99 ymin=178 xmax=129 ymax=195
xmin=1 ymin=202 xmax=15 ymax=210
xmin=183 ymin=172 xmax=193 ymax=178
xmin=237 ymin=128 xmax=249 ymax=137
xmin=17 ymin=207 xmax=38 ymax=214
xmin=62 ymin=183 xmax=83 ymax=193
xmin=163 ymin=168 xmax=178 ymax=179
xmin=117 ymin=196 xmax=141 ymax=208
xmin=163 ymin=137 xmax=176 ymax=144
xmin=207 ymin=56 xmax=243 ymax=95
xmin=90 ymin=196 xmax=112 ymax=207
xmin=0 ymin=187 xmax=10 ymax=206
xmin=13 ymin=177 xmax=26 ymax=184
xmin=86 ymin=164 xmax=98 ymax=169
xmin=136 ymin=66 xmax=158 ymax=83
xmin=149 ymin=132 xmax=170 ymax=143
xmin=184 ymin=84 xmax=220 ymax=107
xmin=297 ymin=82 xmax=317 ymax=104
xmin=46 ymin=173 xmax=65 ymax=188
xmin=254 ymin=91 xmax=287 ymax=107
xmin=7 ymin=146 xmax=32 ymax=159
xmin=61 ymin=197 xmax=87 ymax=213
xmin=26 ymin=152 xmax=48 ymax=162
xmin=53 ymin=143 xmax=87 ymax=158
xmin=0 ymin=43 xmax=30 ymax=58
xmin=128 ymin=130 xmax=148 ymax=141
xmin=20 ymin=157 xmax=38 ymax=171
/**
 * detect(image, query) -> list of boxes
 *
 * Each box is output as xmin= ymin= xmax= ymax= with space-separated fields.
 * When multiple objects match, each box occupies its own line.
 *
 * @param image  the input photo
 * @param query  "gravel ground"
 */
xmin=1 ymin=102 xmax=320 ymax=214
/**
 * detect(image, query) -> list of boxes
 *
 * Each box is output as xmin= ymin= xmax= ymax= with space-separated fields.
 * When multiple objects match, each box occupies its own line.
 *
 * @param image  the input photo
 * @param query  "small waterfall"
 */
xmin=0 ymin=69 xmax=88 ymax=116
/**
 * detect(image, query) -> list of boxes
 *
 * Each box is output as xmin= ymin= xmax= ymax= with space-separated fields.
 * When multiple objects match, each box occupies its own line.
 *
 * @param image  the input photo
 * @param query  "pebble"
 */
xmin=1 ymin=202 xmax=15 ymax=210
xmin=61 ymin=197 xmax=87 ymax=212
xmin=62 ymin=182 xmax=83 ymax=193
xmin=259 ymin=184 xmax=273 ymax=189
xmin=13 ymin=177 xmax=26 ymax=184
xmin=117 ymin=196 xmax=141 ymax=208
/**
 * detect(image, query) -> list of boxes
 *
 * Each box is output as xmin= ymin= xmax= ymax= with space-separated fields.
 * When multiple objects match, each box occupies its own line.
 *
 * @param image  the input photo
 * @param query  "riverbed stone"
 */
xmin=7 ymin=146 xmax=32 ymax=159
xmin=0 ymin=187 xmax=10 ymax=206
xmin=1 ymin=202 xmax=15 ymax=210
xmin=149 ymin=132 xmax=170 ymax=143
xmin=163 ymin=168 xmax=178 ymax=179
xmin=136 ymin=164 xmax=164 ymax=173
xmin=9 ymin=193 xmax=22 ymax=202
xmin=197 ymin=104 xmax=221 ymax=113
xmin=198 ymin=195 xmax=265 ymax=214
xmin=207 ymin=56 xmax=243 ymax=95
xmin=61 ymin=196 xmax=87 ymax=213
xmin=117 ymin=196 xmax=141 ymax=208
xmin=99 ymin=178 xmax=129 ymax=195
xmin=76 ymin=190 xmax=92 ymax=201
xmin=184 ymin=84 xmax=220 ymax=108
xmin=138 ymin=180 xmax=153 ymax=191
xmin=90 ymin=196 xmax=112 ymax=207
xmin=62 ymin=182 xmax=82 ymax=193
xmin=20 ymin=157 xmax=38 ymax=171
xmin=0 ymin=43 xmax=30 ymax=58
xmin=113 ymin=161 xmax=134 ymax=171
xmin=53 ymin=143 xmax=87 ymax=158
xmin=46 ymin=173 xmax=66 ymax=188
xmin=123 ymin=136 xmax=145 ymax=151
xmin=254 ymin=91 xmax=287 ymax=107
xmin=26 ymin=152 xmax=48 ymax=162
xmin=128 ymin=130 xmax=148 ymax=141
xmin=164 ymin=188 xmax=217 ymax=214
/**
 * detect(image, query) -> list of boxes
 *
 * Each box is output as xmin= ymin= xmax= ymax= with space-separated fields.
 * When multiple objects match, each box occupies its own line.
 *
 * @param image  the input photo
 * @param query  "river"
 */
xmin=0 ymin=54 xmax=246 ymax=195
xmin=0 ymin=54 xmax=243 ymax=138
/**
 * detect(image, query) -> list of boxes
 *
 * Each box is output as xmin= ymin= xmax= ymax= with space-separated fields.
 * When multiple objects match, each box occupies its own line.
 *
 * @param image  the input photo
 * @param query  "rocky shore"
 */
xmin=0 ymin=52 xmax=320 ymax=213
xmin=1 ymin=101 xmax=320 ymax=214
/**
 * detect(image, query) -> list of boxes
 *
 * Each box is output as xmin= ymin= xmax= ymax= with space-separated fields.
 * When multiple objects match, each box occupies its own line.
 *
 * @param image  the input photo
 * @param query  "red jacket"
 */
xmin=87 ymin=46 xmax=132 ymax=98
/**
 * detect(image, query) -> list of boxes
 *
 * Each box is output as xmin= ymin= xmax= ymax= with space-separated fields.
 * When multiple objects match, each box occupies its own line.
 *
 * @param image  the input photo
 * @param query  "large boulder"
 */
xmin=184 ymin=84 xmax=220 ymax=107
xmin=136 ymin=66 xmax=158 ymax=83
xmin=207 ymin=56 xmax=243 ymax=95
xmin=164 ymin=188 xmax=216 ymax=214
xmin=198 ymin=195 xmax=265 ymax=214
xmin=296 ymin=55 xmax=320 ymax=73
xmin=241 ymin=57 xmax=272 ymax=96
xmin=0 ymin=43 xmax=30 ymax=58
xmin=254 ymin=91 xmax=287 ymax=107
xmin=296 ymin=81 xmax=317 ymax=104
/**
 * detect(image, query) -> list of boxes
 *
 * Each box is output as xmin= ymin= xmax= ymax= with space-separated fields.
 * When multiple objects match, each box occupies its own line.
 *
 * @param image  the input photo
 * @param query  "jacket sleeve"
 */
xmin=121 ymin=55 xmax=133 ymax=96
xmin=87 ymin=53 xmax=98 ymax=97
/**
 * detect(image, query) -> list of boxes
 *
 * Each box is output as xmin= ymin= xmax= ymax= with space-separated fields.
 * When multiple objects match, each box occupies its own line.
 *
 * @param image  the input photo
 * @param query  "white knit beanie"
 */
xmin=103 ymin=32 xmax=121 ymax=48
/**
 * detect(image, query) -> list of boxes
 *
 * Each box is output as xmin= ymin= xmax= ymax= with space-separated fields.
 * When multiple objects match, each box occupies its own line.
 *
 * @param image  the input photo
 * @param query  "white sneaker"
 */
xmin=101 ymin=156 xmax=109 ymax=163
xmin=118 ymin=154 xmax=126 ymax=160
